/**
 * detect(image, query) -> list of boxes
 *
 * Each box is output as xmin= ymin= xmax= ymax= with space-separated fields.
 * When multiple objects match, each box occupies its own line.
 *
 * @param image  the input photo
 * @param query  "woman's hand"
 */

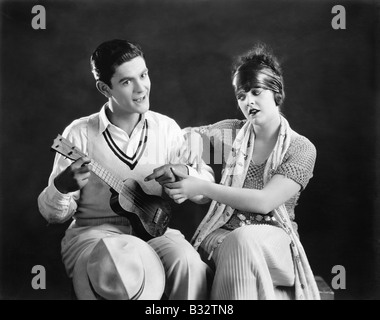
xmin=164 ymin=168 xmax=205 ymax=204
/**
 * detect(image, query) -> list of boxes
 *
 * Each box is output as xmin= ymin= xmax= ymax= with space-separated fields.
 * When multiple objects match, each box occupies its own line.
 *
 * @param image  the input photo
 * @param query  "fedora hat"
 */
xmin=72 ymin=235 xmax=165 ymax=300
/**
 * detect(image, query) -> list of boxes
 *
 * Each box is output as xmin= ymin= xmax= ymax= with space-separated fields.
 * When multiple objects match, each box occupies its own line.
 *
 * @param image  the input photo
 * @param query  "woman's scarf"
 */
xmin=191 ymin=115 xmax=320 ymax=300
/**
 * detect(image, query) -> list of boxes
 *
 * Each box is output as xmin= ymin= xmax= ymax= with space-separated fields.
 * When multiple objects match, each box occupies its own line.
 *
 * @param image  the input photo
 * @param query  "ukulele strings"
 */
xmin=93 ymin=161 xmax=163 ymax=214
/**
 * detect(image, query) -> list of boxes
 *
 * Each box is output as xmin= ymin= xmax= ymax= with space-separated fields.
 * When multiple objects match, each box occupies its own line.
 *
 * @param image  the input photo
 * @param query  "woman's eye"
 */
xmin=251 ymin=89 xmax=263 ymax=96
xmin=236 ymin=93 xmax=245 ymax=100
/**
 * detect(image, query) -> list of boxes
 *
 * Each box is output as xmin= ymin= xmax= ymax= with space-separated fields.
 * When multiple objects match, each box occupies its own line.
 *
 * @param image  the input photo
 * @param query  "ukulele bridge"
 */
xmin=153 ymin=208 xmax=164 ymax=224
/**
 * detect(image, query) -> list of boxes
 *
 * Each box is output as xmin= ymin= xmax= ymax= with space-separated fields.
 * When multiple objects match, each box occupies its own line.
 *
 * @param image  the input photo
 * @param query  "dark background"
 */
xmin=0 ymin=0 xmax=379 ymax=300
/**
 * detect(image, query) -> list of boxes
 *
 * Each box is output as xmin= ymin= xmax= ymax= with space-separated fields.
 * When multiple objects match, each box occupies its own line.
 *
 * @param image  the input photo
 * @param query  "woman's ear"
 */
xmin=274 ymin=92 xmax=283 ymax=106
xmin=96 ymin=81 xmax=111 ymax=98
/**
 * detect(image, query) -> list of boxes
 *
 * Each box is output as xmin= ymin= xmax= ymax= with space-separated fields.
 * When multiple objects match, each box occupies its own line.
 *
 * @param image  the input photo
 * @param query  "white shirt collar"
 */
xmin=98 ymin=103 xmax=148 ymax=135
xmin=98 ymin=104 xmax=111 ymax=134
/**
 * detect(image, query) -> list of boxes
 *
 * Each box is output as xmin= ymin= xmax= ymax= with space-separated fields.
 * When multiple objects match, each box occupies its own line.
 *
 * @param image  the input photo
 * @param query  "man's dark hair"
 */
xmin=90 ymin=39 xmax=145 ymax=87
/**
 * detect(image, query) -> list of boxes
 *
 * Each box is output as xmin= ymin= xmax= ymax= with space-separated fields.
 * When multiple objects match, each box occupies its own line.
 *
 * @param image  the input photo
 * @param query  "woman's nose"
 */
xmin=246 ymin=95 xmax=255 ymax=106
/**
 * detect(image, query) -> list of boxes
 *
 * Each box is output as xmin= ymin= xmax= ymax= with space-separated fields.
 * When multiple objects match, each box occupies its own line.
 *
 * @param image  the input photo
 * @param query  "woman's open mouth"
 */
xmin=249 ymin=108 xmax=260 ymax=116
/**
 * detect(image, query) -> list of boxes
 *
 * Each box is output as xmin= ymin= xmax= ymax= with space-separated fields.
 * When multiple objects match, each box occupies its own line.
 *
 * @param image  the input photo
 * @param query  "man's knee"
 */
xmin=168 ymin=244 xmax=207 ymax=272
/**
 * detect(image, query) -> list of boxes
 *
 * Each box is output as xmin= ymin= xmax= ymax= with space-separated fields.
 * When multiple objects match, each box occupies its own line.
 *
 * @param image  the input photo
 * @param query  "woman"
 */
xmin=165 ymin=43 xmax=320 ymax=300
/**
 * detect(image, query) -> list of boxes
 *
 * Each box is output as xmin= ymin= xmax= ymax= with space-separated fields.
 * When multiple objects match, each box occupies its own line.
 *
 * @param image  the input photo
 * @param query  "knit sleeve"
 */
xmin=183 ymin=119 xmax=245 ymax=167
xmin=197 ymin=119 xmax=245 ymax=148
xmin=274 ymin=135 xmax=317 ymax=191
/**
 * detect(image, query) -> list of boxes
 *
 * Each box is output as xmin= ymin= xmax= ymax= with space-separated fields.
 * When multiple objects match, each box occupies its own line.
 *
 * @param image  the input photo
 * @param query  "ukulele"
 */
xmin=51 ymin=134 xmax=172 ymax=241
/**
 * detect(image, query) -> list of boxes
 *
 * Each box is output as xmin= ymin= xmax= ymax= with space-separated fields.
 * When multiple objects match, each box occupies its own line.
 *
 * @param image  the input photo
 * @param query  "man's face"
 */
xmin=108 ymin=56 xmax=151 ymax=115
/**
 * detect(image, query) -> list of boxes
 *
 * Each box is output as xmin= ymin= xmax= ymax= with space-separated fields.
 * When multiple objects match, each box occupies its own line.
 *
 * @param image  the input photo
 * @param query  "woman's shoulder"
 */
xmin=277 ymin=131 xmax=317 ymax=191
xmin=205 ymin=118 xmax=246 ymax=132
xmin=287 ymin=132 xmax=317 ymax=161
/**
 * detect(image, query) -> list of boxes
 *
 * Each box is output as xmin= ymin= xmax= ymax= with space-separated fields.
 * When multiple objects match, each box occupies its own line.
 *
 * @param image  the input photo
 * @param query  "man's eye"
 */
xmin=123 ymin=80 xmax=131 ymax=85
xmin=141 ymin=72 xmax=148 ymax=78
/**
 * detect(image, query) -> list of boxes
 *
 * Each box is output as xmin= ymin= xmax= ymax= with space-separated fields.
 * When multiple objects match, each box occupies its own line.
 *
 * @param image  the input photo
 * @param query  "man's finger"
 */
xmin=145 ymin=166 xmax=174 ymax=182
xmin=170 ymin=167 xmax=189 ymax=179
xmin=77 ymin=165 xmax=91 ymax=174
xmin=73 ymin=157 xmax=91 ymax=168
xmin=164 ymin=182 xmax=181 ymax=189
xmin=144 ymin=173 xmax=155 ymax=182
xmin=156 ymin=175 xmax=175 ymax=184
xmin=144 ymin=168 xmax=164 ymax=181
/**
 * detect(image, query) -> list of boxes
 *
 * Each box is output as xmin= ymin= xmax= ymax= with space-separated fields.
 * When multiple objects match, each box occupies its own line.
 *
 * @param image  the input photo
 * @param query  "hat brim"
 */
xmin=72 ymin=235 xmax=165 ymax=300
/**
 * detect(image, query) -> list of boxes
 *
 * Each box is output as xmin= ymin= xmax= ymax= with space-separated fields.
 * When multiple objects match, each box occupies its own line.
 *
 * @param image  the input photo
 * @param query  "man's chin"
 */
xmin=141 ymin=105 xmax=150 ymax=113
xmin=134 ymin=103 xmax=149 ymax=114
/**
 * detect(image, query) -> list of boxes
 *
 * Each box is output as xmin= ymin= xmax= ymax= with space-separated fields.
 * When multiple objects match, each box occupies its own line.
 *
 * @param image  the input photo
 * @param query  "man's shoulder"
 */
xmin=63 ymin=111 xmax=100 ymax=134
xmin=146 ymin=110 xmax=180 ymax=128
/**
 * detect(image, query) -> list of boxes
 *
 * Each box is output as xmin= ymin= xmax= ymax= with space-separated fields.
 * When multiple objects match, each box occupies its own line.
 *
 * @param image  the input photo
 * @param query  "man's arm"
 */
xmin=37 ymin=125 xmax=90 ymax=223
xmin=37 ymin=153 xmax=81 ymax=223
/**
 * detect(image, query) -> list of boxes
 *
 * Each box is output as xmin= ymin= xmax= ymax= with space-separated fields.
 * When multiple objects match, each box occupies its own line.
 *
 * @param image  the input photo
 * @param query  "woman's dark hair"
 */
xmin=90 ymin=39 xmax=145 ymax=87
xmin=231 ymin=43 xmax=285 ymax=107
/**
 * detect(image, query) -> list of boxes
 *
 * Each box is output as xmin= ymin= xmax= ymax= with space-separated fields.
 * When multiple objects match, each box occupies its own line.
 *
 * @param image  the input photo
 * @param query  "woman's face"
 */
xmin=233 ymin=76 xmax=279 ymax=126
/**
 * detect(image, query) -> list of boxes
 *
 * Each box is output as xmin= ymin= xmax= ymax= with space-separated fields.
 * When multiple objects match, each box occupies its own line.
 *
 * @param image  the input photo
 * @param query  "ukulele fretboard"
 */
xmin=90 ymin=161 xmax=124 ymax=193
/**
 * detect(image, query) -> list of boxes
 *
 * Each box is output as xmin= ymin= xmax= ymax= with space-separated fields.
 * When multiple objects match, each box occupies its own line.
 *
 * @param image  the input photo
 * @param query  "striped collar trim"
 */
xmin=102 ymin=120 xmax=148 ymax=170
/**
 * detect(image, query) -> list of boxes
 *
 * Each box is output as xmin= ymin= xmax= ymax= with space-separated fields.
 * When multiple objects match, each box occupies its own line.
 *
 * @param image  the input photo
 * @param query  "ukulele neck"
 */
xmin=90 ymin=160 xmax=124 ymax=193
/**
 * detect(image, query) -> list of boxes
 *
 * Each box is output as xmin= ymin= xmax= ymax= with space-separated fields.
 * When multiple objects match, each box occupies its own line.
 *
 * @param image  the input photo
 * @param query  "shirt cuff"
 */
xmin=46 ymin=182 xmax=72 ymax=204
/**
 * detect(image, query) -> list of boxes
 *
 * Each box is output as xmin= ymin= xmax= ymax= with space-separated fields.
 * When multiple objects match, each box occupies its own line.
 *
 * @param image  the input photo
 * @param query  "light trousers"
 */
xmin=200 ymin=224 xmax=295 ymax=300
xmin=61 ymin=220 xmax=212 ymax=300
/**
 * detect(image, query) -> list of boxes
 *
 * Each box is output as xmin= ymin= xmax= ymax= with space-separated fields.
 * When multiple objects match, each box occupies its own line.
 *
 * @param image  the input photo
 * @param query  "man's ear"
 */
xmin=96 ymin=81 xmax=111 ymax=98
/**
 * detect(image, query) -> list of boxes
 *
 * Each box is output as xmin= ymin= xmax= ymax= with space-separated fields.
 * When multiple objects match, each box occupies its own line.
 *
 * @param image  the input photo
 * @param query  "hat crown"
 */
xmin=87 ymin=237 xmax=145 ymax=300
xmin=73 ymin=234 xmax=165 ymax=300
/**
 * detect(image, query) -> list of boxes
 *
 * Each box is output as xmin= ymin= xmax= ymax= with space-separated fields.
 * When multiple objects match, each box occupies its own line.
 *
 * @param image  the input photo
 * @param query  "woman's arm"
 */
xmin=165 ymin=169 xmax=300 ymax=214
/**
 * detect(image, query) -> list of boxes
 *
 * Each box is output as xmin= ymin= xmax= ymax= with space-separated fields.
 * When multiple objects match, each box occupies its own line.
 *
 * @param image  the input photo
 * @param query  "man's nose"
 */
xmin=135 ymin=79 xmax=145 ymax=92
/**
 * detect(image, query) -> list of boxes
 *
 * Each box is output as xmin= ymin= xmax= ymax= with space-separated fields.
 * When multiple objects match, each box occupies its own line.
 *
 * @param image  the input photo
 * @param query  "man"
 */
xmin=38 ymin=39 xmax=214 ymax=300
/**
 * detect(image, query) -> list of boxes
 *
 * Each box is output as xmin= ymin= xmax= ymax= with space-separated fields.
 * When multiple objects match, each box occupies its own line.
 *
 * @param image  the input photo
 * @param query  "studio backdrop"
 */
xmin=0 ymin=0 xmax=379 ymax=300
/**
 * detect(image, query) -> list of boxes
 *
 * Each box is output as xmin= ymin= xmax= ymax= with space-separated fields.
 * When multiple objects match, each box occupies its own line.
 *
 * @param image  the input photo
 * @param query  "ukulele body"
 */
xmin=109 ymin=178 xmax=172 ymax=241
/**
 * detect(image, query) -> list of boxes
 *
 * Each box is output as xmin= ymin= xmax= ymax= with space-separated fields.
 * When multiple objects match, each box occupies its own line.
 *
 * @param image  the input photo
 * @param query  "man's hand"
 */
xmin=144 ymin=164 xmax=188 ymax=186
xmin=54 ymin=157 xmax=91 ymax=194
xmin=164 ymin=168 xmax=204 ymax=204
